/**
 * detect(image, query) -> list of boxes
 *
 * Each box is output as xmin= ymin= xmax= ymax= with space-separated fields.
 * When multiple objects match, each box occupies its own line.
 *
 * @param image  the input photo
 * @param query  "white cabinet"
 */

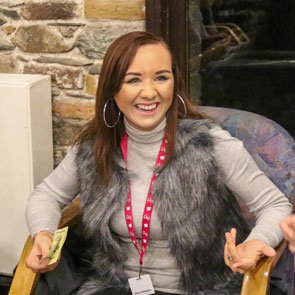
xmin=0 ymin=74 xmax=53 ymax=275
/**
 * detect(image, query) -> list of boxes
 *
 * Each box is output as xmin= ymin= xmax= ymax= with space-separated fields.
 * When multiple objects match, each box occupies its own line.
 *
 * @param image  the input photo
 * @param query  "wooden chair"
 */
xmin=9 ymin=198 xmax=82 ymax=295
xmin=9 ymin=107 xmax=295 ymax=295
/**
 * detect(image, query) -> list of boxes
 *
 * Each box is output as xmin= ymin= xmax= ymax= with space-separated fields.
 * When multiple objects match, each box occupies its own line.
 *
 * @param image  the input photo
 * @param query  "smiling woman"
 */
xmin=114 ymin=43 xmax=174 ymax=131
xmin=24 ymin=31 xmax=292 ymax=295
xmin=73 ymin=31 xmax=199 ymax=185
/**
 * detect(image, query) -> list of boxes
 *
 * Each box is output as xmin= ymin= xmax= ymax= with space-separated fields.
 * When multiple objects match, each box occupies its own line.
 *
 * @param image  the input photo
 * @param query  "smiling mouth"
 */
xmin=135 ymin=103 xmax=158 ymax=112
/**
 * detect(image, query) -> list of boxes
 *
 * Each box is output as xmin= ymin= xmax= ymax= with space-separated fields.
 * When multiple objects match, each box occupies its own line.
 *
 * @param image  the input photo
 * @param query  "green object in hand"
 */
xmin=47 ymin=226 xmax=68 ymax=265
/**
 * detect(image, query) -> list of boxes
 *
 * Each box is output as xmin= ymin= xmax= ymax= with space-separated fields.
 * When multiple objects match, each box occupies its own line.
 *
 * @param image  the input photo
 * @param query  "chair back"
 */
xmin=199 ymin=106 xmax=295 ymax=294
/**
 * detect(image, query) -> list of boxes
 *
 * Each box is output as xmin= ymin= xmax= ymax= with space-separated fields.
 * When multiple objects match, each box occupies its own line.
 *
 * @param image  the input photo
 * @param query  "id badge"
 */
xmin=128 ymin=274 xmax=155 ymax=295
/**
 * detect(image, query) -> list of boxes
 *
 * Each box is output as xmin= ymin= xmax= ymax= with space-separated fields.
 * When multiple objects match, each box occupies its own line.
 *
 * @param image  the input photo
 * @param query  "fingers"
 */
xmin=25 ymin=231 xmax=59 ymax=273
xmin=280 ymin=216 xmax=295 ymax=253
xmin=225 ymin=228 xmax=239 ymax=262
xmin=25 ymin=246 xmax=51 ymax=272
xmin=25 ymin=253 xmax=47 ymax=272
xmin=224 ymin=228 xmax=243 ymax=273
xmin=280 ymin=216 xmax=295 ymax=242
xmin=225 ymin=236 xmax=277 ymax=274
xmin=26 ymin=250 xmax=60 ymax=273
xmin=261 ymin=245 xmax=276 ymax=257
xmin=224 ymin=229 xmax=265 ymax=274
xmin=40 ymin=261 xmax=59 ymax=273
xmin=224 ymin=246 xmax=243 ymax=273
xmin=27 ymin=260 xmax=57 ymax=273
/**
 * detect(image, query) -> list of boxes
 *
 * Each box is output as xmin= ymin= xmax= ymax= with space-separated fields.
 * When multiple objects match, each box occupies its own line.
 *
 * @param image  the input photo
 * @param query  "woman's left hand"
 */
xmin=224 ymin=228 xmax=276 ymax=274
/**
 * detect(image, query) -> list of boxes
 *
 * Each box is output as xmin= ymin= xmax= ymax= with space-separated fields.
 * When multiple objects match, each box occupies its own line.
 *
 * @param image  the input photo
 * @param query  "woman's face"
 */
xmin=114 ymin=43 xmax=174 ymax=131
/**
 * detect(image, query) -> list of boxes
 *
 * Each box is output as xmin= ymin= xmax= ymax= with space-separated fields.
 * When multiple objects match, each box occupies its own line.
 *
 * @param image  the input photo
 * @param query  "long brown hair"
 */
xmin=75 ymin=31 xmax=203 ymax=185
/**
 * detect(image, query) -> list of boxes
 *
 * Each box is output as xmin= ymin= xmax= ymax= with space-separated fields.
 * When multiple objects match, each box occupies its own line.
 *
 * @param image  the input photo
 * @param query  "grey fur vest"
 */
xmin=75 ymin=119 xmax=249 ymax=295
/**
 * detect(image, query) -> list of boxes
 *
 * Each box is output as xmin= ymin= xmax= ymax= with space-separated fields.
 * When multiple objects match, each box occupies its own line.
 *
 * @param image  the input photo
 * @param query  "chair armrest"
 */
xmin=8 ymin=236 xmax=39 ymax=295
xmin=241 ymin=240 xmax=287 ymax=295
xmin=58 ymin=198 xmax=82 ymax=228
xmin=9 ymin=198 xmax=82 ymax=295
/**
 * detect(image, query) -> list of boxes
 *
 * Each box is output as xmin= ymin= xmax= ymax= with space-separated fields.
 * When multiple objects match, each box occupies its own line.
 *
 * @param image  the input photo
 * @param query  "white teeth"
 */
xmin=136 ymin=103 xmax=157 ymax=111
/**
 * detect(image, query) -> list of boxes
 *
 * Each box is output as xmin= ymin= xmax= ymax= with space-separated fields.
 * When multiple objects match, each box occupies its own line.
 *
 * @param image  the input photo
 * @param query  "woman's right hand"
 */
xmin=25 ymin=231 xmax=58 ymax=273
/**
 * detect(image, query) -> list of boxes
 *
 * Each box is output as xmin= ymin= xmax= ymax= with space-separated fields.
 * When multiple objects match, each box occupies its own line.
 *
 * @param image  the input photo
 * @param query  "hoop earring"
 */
xmin=177 ymin=94 xmax=187 ymax=118
xmin=103 ymin=100 xmax=121 ymax=128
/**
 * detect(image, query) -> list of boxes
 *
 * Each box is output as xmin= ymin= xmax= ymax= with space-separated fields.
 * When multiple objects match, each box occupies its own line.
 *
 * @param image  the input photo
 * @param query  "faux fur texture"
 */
xmin=75 ymin=119 xmax=250 ymax=295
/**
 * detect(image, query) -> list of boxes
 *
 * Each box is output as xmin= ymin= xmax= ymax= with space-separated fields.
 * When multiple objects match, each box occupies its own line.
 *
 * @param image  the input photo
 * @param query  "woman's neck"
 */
xmin=124 ymin=117 xmax=166 ymax=144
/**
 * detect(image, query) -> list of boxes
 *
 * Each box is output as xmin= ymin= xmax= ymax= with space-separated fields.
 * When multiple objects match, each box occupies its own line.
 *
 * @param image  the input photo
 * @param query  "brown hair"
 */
xmin=75 ymin=31 xmax=203 ymax=185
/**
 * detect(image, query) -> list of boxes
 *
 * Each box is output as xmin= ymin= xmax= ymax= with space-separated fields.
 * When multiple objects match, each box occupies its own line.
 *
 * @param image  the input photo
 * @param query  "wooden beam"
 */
xmin=146 ymin=0 xmax=188 ymax=87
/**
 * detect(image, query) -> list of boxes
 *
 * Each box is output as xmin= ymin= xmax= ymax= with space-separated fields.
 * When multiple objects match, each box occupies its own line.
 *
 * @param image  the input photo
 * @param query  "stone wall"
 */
xmin=0 ymin=0 xmax=145 ymax=165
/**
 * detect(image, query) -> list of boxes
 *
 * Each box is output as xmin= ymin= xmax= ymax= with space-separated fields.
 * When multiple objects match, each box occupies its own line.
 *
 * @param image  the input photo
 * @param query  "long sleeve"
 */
xmin=211 ymin=126 xmax=292 ymax=248
xmin=26 ymin=147 xmax=79 ymax=237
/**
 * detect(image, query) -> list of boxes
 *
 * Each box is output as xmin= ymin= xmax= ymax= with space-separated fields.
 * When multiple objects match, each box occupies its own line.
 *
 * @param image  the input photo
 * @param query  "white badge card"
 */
xmin=128 ymin=274 xmax=155 ymax=295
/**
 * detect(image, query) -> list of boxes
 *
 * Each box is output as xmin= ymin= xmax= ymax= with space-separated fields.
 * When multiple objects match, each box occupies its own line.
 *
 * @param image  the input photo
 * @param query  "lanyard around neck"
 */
xmin=120 ymin=132 xmax=167 ymax=269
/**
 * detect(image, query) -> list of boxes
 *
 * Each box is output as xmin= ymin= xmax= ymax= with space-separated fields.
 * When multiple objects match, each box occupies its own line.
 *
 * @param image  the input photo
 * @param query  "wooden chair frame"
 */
xmin=9 ymin=198 xmax=82 ymax=295
xmin=9 ymin=198 xmax=287 ymax=295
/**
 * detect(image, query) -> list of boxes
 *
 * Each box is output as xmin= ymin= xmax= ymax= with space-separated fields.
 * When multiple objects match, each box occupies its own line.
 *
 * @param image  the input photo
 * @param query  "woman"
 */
xmin=25 ymin=31 xmax=292 ymax=294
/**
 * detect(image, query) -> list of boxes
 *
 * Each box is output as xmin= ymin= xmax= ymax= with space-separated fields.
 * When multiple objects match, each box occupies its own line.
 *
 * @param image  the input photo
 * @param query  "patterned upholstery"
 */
xmin=199 ymin=106 xmax=295 ymax=294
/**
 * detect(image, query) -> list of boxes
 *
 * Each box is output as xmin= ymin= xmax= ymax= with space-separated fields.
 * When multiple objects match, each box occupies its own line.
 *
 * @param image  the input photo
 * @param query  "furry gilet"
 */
xmin=75 ymin=119 xmax=250 ymax=295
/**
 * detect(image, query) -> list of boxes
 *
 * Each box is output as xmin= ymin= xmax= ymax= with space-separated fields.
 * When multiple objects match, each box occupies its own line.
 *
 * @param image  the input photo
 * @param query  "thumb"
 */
xmin=261 ymin=245 xmax=276 ymax=257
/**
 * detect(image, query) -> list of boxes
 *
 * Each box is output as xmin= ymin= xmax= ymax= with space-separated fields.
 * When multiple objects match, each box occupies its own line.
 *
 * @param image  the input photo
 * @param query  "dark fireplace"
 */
xmin=198 ymin=0 xmax=295 ymax=137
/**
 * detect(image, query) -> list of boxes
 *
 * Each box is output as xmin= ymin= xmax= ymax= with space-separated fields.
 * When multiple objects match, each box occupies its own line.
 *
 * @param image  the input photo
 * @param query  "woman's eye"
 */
xmin=126 ymin=78 xmax=140 ymax=84
xmin=156 ymin=75 xmax=169 ymax=81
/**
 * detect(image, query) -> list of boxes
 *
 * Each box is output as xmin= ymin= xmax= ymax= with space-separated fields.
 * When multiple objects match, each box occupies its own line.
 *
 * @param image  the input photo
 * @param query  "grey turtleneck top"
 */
xmin=26 ymin=118 xmax=292 ymax=294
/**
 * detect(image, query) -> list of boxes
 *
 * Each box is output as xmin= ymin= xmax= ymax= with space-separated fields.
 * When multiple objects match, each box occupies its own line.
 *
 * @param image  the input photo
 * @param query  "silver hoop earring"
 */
xmin=103 ymin=100 xmax=121 ymax=128
xmin=177 ymin=94 xmax=187 ymax=118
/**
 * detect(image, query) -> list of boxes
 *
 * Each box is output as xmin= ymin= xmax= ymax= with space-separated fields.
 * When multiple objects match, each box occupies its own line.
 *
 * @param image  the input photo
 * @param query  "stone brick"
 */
xmin=53 ymin=97 xmax=95 ymax=120
xmin=24 ymin=63 xmax=83 ymax=89
xmin=1 ymin=25 xmax=16 ymax=35
xmin=0 ymin=33 xmax=15 ymax=50
xmin=66 ymin=90 xmax=95 ymax=99
xmin=16 ymin=55 xmax=28 ymax=62
xmin=85 ymin=74 xmax=98 ymax=96
xmin=51 ymin=86 xmax=60 ymax=96
xmin=75 ymin=21 xmax=145 ymax=59
xmin=0 ymin=17 xmax=6 ymax=26
xmin=12 ymin=25 xmax=72 ymax=53
xmin=0 ymin=54 xmax=18 ymax=73
xmin=89 ymin=61 xmax=102 ymax=74
xmin=0 ymin=0 xmax=25 ymax=6
xmin=58 ymin=25 xmax=80 ymax=38
xmin=22 ymin=1 xmax=77 ymax=20
xmin=34 ymin=55 xmax=93 ymax=67
xmin=53 ymin=145 xmax=70 ymax=166
xmin=84 ymin=0 xmax=145 ymax=20
xmin=0 ymin=8 xmax=20 ymax=19
xmin=53 ymin=115 xmax=86 ymax=146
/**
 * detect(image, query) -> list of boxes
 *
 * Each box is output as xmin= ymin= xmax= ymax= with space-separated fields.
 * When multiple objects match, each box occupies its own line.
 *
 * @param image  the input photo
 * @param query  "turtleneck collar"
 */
xmin=124 ymin=117 xmax=166 ymax=144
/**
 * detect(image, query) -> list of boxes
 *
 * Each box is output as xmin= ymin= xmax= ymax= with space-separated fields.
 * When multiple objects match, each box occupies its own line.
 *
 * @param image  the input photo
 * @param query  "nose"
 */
xmin=140 ymin=81 xmax=157 ymax=99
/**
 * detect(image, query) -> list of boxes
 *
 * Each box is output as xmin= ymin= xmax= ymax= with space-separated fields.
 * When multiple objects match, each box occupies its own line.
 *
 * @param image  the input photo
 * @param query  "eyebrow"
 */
xmin=125 ymin=70 xmax=172 ymax=76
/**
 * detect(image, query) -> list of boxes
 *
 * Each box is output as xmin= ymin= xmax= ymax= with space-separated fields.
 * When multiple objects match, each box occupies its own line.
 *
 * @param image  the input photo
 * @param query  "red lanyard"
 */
xmin=120 ymin=132 xmax=167 ymax=269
